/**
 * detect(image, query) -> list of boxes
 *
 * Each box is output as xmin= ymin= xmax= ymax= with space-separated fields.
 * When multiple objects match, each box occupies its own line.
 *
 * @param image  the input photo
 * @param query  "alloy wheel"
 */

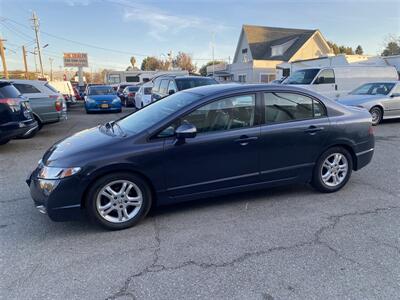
xmin=321 ymin=153 xmax=348 ymax=187
xmin=96 ymin=180 xmax=143 ymax=223
xmin=370 ymin=107 xmax=381 ymax=125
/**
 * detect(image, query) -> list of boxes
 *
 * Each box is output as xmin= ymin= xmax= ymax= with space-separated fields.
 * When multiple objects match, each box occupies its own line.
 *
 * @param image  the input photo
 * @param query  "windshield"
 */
xmin=351 ymin=82 xmax=395 ymax=95
xmin=117 ymin=91 xmax=201 ymax=134
xmin=175 ymin=78 xmax=218 ymax=91
xmin=283 ymin=69 xmax=320 ymax=85
xmin=88 ymin=86 xmax=116 ymax=95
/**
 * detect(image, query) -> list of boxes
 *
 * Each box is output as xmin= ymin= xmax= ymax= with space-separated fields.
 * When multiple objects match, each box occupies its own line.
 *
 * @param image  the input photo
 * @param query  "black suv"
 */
xmin=0 ymin=82 xmax=38 ymax=145
xmin=151 ymin=76 xmax=218 ymax=101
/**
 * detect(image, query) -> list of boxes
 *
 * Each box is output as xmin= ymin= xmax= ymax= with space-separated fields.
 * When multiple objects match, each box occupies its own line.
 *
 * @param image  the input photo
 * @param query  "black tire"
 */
xmin=369 ymin=106 xmax=382 ymax=126
xmin=311 ymin=147 xmax=353 ymax=193
xmin=85 ymin=172 xmax=152 ymax=230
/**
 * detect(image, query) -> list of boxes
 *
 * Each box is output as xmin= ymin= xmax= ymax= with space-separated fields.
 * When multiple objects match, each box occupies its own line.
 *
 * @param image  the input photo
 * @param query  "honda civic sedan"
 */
xmin=27 ymin=84 xmax=375 ymax=230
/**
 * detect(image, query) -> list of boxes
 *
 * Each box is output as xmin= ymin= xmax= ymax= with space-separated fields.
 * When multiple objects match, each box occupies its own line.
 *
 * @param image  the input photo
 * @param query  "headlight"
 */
xmin=86 ymin=97 xmax=95 ymax=103
xmin=38 ymin=166 xmax=81 ymax=179
xmin=112 ymin=98 xmax=121 ymax=103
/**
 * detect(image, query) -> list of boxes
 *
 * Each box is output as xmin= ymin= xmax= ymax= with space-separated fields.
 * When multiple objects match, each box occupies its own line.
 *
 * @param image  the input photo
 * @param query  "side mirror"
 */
xmin=390 ymin=93 xmax=400 ymax=98
xmin=175 ymin=122 xmax=197 ymax=140
xmin=168 ymin=89 xmax=175 ymax=95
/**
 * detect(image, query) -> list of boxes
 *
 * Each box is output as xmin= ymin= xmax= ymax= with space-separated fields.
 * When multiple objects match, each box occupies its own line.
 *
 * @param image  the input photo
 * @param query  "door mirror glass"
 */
xmin=175 ymin=122 xmax=197 ymax=139
xmin=391 ymin=93 xmax=400 ymax=98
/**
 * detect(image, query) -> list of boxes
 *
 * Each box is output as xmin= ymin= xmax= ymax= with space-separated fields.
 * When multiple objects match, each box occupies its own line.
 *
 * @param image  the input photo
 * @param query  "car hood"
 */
xmin=42 ymin=126 xmax=125 ymax=167
xmin=87 ymin=95 xmax=118 ymax=102
xmin=337 ymin=94 xmax=385 ymax=105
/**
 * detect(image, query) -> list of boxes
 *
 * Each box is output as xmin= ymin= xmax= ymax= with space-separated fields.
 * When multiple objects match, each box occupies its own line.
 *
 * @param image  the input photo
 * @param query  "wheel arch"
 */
xmin=80 ymin=164 xmax=158 ymax=210
xmin=318 ymin=142 xmax=357 ymax=171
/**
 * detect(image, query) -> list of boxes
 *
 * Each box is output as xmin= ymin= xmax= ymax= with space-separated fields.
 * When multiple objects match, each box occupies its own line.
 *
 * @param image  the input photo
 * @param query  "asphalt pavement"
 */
xmin=1 ymin=104 xmax=399 ymax=300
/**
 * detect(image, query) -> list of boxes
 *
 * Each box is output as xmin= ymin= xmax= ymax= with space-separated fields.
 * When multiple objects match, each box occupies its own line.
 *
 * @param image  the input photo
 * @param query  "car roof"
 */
xmin=0 ymin=79 xmax=47 ymax=85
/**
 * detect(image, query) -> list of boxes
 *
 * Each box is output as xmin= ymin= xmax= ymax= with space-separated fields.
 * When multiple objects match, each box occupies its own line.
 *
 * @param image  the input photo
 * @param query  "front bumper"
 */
xmin=27 ymin=168 xmax=86 ymax=221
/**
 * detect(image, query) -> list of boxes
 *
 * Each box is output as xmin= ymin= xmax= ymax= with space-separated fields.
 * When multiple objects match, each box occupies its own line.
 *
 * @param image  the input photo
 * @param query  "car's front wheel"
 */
xmin=86 ymin=172 xmax=152 ymax=230
xmin=369 ymin=106 xmax=382 ymax=126
xmin=312 ymin=147 xmax=353 ymax=193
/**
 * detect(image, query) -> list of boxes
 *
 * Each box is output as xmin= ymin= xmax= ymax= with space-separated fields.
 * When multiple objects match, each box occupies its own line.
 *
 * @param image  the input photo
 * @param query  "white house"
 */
xmin=208 ymin=24 xmax=332 ymax=83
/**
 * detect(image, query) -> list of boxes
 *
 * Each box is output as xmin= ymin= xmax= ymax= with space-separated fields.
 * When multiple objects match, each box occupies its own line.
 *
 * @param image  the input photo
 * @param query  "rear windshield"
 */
xmin=128 ymin=86 xmax=139 ymax=92
xmin=351 ymin=82 xmax=395 ymax=95
xmin=0 ymin=83 xmax=21 ymax=98
xmin=283 ymin=69 xmax=320 ymax=85
xmin=175 ymin=78 xmax=218 ymax=91
xmin=88 ymin=86 xmax=116 ymax=95
xmin=45 ymin=83 xmax=59 ymax=93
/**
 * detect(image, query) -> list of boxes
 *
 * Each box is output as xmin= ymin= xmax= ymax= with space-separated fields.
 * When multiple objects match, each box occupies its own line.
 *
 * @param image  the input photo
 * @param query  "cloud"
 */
xmin=111 ymin=0 xmax=232 ymax=41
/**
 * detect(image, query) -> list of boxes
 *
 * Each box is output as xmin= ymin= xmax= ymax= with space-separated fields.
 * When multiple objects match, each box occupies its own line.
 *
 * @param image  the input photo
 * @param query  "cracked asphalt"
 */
xmin=1 ymin=104 xmax=399 ymax=300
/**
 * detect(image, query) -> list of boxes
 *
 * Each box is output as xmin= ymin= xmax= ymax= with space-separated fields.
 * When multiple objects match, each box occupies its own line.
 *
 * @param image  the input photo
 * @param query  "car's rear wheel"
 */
xmin=312 ymin=147 xmax=353 ymax=193
xmin=86 ymin=172 xmax=152 ymax=230
xmin=369 ymin=106 xmax=382 ymax=126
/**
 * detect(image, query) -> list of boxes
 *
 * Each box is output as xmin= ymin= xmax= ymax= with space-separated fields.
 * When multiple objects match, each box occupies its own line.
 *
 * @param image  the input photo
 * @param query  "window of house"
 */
xmin=238 ymin=74 xmax=247 ymax=83
xmin=181 ymin=94 xmax=256 ymax=134
xmin=13 ymin=84 xmax=41 ymax=94
xmin=264 ymin=92 xmax=325 ymax=123
xmin=260 ymin=74 xmax=276 ymax=83
xmin=315 ymin=69 xmax=335 ymax=84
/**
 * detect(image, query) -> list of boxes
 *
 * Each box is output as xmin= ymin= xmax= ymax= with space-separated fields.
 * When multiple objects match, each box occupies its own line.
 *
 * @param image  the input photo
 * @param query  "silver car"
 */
xmin=337 ymin=81 xmax=400 ymax=125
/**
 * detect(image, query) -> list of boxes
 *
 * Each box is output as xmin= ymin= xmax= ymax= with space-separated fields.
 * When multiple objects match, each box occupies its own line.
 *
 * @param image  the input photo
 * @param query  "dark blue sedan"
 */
xmin=84 ymin=85 xmax=122 ymax=113
xmin=27 ymin=84 xmax=375 ymax=230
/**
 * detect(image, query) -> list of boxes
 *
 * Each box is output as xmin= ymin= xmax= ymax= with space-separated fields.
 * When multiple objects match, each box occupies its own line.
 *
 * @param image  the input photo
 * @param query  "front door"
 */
xmin=259 ymin=91 xmax=331 ymax=182
xmin=385 ymin=84 xmax=400 ymax=117
xmin=162 ymin=94 xmax=261 ymax=198
xmin=312 ymin=69 xmax=337 ymax=99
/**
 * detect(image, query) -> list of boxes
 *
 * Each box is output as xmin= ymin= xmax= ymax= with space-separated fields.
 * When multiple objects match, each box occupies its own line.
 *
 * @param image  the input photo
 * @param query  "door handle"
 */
xmin=234 ymin=136 xmax=258 ymax=146
xmin=304 ymin=126 xmax=324 ymax=134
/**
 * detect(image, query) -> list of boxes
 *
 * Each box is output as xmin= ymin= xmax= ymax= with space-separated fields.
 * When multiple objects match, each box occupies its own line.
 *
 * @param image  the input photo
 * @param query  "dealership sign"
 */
xmin=63 ymin=53 xmax=88 ymax=67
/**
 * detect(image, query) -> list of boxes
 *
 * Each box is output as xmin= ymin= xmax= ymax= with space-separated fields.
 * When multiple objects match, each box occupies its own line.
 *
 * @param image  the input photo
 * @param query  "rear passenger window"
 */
xmin=160 ymin=80 xmax=169 ymax=94
xmin=153 ymin=79 xmax=161 ymax=92
xmin=264 ymin=92 xmax=325 ymax=123
xmin=14 ymin=84 xmax=41 ymax=94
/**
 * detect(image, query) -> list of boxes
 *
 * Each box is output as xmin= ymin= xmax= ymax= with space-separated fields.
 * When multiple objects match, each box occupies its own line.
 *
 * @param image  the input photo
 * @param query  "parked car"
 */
xmin=73 ymin=86 xmax=83 ymax=101
xmin=49 ymin=81 xmax=76 ymax=107
xmin=27 ymin=84 xmax=374 ymax=230
xmin=151 ymin=75 xmax=218 ymax=101
xmin=121 ymin=86 xmax=139 ymax=107
xmin=282 ymin=66 xmax=398 ymax=99
xmin=116 ymin=83 xmax=136 ymax=101
xmin=337 ymin=81 xmax=400 ymax=125
xmin=8 ymin=79 xmax=66 ymax=129
xmin=84 ymin=85 xmax=122 ymax=113
xmin=135 ymin=83 xmax=153 ymax=108
xmin=0 ymin=81 xmax=38 ymax=145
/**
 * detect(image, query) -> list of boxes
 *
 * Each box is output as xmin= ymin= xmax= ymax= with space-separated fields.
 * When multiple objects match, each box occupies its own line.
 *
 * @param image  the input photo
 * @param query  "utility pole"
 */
xmin=0 ymin=37 xmax=8 ymax=79
xmin=22 ymin=46 xmax=29 ymax=79
xmin=49 ymin=58 xmax=53 ymax=81
xmin=32 ymin=11 xmax=44 ymax=78
xmin=212 ymin=32 xmax=215 ymax=77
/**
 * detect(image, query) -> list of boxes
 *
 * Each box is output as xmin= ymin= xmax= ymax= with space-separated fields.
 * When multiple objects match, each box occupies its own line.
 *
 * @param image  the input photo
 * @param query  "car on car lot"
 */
xmin=151 ymin=75 xmax=218 ymax=101
xmin=8 ymin=79 xmax=66 ymax=129
xmin=84 ymin=85 xmax=122 ymax=113
xmin=116 ymin=83 xmax=136 ymax=101
xmin=49 ymin=80 xmax=76 ymax=107
xmin=121 ymin=85 xmax=139 ymax=107
xmin=0 ymin=81 xmax=38 ymax=145
xmin=337 ymin=81 xmax=400 ymax=125
xmin=135 ymin=83 xmax=153 ymax=108
xmin=27 ymin=84 xmax=375 ymax=230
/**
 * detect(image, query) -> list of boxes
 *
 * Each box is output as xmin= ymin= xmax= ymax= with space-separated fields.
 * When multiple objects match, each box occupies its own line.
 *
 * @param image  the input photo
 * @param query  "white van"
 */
xmin=282 ymin=66 xmax=399 ymax=99
xmin=49 ymin=81 xmax=76 ymax=105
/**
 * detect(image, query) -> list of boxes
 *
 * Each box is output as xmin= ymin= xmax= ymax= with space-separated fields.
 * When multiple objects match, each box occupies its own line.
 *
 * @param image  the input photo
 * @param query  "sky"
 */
xmin=0 ymin=0 xmax=399 ymax=72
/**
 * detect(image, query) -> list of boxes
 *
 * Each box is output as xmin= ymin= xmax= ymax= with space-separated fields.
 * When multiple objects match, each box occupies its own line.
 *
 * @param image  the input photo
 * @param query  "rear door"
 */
xmin=13 ymin=83 xmax=57 ymax=123
xmin=259 ymin=91 xmax=331 ymax=183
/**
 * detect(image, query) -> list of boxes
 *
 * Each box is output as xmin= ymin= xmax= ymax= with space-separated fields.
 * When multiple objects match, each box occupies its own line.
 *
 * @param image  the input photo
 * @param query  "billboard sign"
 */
xmin=63 ymin=53 xmax=88 ymax=67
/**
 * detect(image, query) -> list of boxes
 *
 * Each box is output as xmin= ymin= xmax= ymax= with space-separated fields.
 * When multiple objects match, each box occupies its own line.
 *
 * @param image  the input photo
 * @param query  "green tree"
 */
xmin=381 ymin=39 xmax=400 ymax=56
xmin=199 ymin=60 xmax=224 ymax=76
xmin=141 ymin=56 xmax=162 ymax=71
xmin=355 ymin=45 xmax=363 ymax=55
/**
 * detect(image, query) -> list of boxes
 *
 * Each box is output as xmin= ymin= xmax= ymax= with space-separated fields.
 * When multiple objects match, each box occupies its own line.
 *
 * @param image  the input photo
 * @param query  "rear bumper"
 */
xmin=355 ymin=147 xmax=374 ymax=171
xmin=0 ymin=119 xmax=38 ymax=141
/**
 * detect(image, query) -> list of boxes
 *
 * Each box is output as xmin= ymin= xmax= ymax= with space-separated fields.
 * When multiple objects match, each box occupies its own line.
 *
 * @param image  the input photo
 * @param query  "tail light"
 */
xmin=368 ymin=126 xmax=374 ymax=136
xmin=0 ymin=98 xmax=21 ymax=112
xmin=55 ymin=100 xmax=62 ymax=112
xmin=128 ymin=93 xmax=135 ymax=97
xmin=49 ymin=95 xmax=59 ymax=99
